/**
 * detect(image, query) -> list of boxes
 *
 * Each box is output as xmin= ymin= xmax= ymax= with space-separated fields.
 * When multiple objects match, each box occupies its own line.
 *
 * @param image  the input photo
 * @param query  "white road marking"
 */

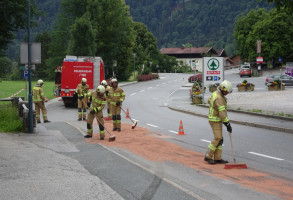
xmin=168 ymin=130 xmax=177 ymax=134
xmin=200 ymin=139 xmax=211 ymax=143
xmin=147 ymin=123 xmax=159 ymax=128
xmin=156 ymin=85 xmax=160 ymax=87
xmin=147 ymin=87 xmax=153 ymax=89
xmin=140 ymin=90 xmax=145 ymax=92
xmin=248 ymin=152 xmax=284 ymax=161
xmin=162 ymin=83 xmax=166 ymax=84
xmin=130 ymin=93 xmax=136 ymax=96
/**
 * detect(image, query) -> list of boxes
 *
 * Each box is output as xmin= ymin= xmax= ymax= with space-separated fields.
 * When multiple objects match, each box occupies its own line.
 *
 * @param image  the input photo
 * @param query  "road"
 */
xmin=20 ymin=70 xmax=293 ymax=199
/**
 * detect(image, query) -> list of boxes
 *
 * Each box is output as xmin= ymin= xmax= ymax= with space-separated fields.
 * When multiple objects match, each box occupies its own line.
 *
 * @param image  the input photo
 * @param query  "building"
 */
xmin=160 ymin=47 xmax=225 ymax=72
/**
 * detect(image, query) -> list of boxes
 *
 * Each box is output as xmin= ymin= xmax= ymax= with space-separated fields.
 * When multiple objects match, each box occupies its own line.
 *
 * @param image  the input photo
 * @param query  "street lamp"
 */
xmin=149 ymin=61 xmax=152 ymax=69
xmin=113 ymin=60 xmax=117 ymax=77
xmin=133 ymin=53 xmax=136 ymax=81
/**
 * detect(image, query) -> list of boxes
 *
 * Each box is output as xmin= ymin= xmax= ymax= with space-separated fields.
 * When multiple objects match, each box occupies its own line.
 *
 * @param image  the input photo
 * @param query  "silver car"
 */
xmin=265 ymin=74 xmax=293 ymax=86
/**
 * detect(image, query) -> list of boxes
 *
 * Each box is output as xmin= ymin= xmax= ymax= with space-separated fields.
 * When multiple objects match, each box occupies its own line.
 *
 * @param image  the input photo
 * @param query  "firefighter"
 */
xmin=204 ymin=80 xmax=233 ymax=165
xmin=84 ymin=85 xmax=107 ymax=139
xmin=101 ymin=80 xmax=112 ymax=120
xmin=109 ymin=78 xmax=125 ymax=132
xmin=33 ymin=79 xmax=50 ymax=123
xmin=76 ymin=78 xmax=89 ymax=121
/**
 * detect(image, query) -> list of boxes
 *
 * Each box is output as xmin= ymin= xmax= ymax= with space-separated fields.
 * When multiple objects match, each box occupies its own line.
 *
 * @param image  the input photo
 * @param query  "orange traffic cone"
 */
xmin=177 ymin=120 xmax=186 ymax=135
xmin=125 ymin=108 xmax=130 ymax=118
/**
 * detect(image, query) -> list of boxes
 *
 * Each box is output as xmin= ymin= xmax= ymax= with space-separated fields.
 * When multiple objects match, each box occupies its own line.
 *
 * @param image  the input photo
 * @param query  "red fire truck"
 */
xmin=54 ymin=55 xmax=104 ymax=107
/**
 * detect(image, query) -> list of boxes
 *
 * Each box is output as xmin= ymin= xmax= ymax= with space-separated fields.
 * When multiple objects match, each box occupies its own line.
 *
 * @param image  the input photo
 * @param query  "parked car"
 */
xmin=239 ymin=65 xmax=252 ymax=77
xmin=265 ymin=74 xmax=293 ymax=86
xmin=188 ymin=74 xmax=202 ymax=83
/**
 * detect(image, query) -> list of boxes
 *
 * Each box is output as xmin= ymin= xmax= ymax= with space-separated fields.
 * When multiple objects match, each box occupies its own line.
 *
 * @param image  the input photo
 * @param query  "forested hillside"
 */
xmin=125 ymin=0 xmax=272 ymax=56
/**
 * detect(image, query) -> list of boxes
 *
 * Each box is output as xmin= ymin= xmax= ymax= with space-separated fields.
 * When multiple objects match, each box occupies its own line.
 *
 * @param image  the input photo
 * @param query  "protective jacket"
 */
xmin=87 ymin=91 xmax=107 ymax=113
xmin=33 ymin=85 xmax=46 ymax=102
xmin=109 ymin=87 xmax=125 ymax=106
xmin=208 ymin=90 xmax=229 ymax=123
xmin=76 ymin=83 xmax=89 ymax=98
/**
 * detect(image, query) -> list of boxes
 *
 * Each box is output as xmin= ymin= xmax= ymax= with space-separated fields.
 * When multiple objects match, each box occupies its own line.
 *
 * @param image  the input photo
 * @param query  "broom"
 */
xmin=224 ymin=131 xmax=247 ymax=169
xmin=96 ymin=117 xmax=116 ymax=142
xmin=120 ymin=107 xmax=137 ymax=129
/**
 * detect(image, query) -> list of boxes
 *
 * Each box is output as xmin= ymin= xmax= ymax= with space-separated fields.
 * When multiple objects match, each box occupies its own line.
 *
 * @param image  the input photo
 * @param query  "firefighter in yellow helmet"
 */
xmin=204 ymin=80 xmax=233 ymax=165
xmin=76 ymin=78 xmax=89 ymax=121
xmin=33 ymin=79 xmax=50 ymax=123
xmin=109 ymin=78 xmax=125 ymax=132
xmin=84 ymin=85 xmax=107 ymax=140
xmin=101 ymin=80 xmax=112 ymax=120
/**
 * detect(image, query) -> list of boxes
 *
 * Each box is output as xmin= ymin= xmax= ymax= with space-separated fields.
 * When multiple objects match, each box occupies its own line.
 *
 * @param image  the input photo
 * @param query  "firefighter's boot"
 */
xmin=214 ymin=148 xmax=228 ymax=163
xmin=204 ymin=148 xmax=216 ymax=165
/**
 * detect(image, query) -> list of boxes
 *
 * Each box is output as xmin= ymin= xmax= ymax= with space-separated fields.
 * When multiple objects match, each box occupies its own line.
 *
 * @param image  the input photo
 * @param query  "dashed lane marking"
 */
xmin=248 ymin=152 xmax=284 ymax=161
xmin=200 ymin=139 xmax=211 ymax=143
xmin=147 ymin=87 xmax=153 ymax=89
xmin=147 ymin=124 xmax=159 ymax=128
xmin=140 ymin=90 xmax=145 ymax=92
xmin=130 ymin=93 xmax=137 ymax=96
xmin=168 ymin=130 xmax=177 ymax=134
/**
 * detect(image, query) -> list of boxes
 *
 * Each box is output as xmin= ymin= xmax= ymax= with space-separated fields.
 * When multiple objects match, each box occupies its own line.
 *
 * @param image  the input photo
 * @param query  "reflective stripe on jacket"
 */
xmin=109 ymin=87 xmax=125 ymax=106
xmin=87 ymin=91 xmax=106 ymax=112
xmin=33 ymin=86 xmax=45 ymax=102
xmin=208 ymin=90 xmax=229 ymax=122
xmin=76 ymin=83 xmax=89 ymax=97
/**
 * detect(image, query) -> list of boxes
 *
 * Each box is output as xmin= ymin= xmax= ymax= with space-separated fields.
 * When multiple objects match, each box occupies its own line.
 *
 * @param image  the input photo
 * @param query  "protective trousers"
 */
xmin=111 ymin=105 xmax=121 ymax=129
xmin=205 ymin=121 xmax=223 ymax=160
xmin=34 ymin=101 xmax=48 ymax=122
xmin=78 ymin=98 xmax=88 ymax=119
xmin=107 ymin=100 xmax=112 ymax=117
xmin=86 ymin=111 xmax=105 ymax=138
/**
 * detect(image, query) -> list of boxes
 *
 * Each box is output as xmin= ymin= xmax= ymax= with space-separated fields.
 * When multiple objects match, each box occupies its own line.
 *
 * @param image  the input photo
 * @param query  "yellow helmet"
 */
xmin=96 ymin=85 xmax=105 ymax=93
xmin=220 ymin=80 xmax=233 ymax=95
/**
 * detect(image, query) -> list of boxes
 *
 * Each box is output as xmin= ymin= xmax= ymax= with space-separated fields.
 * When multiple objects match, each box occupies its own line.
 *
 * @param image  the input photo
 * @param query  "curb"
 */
xmin=197 ymin=104 xmax=293 ymax=122
xmin=168 ymin=106 xmax=293 ymax=134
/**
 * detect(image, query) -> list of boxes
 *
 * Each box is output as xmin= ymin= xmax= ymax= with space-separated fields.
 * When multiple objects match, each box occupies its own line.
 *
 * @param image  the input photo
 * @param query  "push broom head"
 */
xmin=224 ymin=163 xmax=247 ymax=169
xmin=108 ymin=135 xmax=116 ymax=142
xmin=131 ymin=120 xmax=138 ymax=129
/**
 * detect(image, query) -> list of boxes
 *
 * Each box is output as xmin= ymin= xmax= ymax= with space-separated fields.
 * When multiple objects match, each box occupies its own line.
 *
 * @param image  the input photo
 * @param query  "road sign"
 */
xmin=257 ymin=57 xmax=263 ymax=63
xmin=203 ymin=57 xmax=224 ymax=87
xmin=20 ymin=43 xmax=41 ymax=64
xmin=23 ymin=70 xmax=29 ymax=79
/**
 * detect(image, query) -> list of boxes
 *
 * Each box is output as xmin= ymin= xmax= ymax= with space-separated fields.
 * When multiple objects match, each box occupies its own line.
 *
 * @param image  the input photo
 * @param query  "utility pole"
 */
xmin=133 ymin=53 xmax=136 ymax=81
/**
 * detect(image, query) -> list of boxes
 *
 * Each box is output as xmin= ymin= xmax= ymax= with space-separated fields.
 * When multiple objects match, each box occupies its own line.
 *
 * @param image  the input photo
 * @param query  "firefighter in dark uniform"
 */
xmin=204 ymin=80 xmax=233 ymax=165
xmin=109 ymin=78 xmax=125 ymax=132
xmin=76 ymin=78 xmax=89 ymax=121
xmin=84 ymin=85 xmax=106 ymax=140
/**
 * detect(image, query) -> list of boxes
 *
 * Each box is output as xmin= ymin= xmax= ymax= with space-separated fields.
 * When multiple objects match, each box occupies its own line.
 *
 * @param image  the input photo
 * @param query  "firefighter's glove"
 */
xmin=105 ymin=91 xmax=109 ymax=96
xmin=90 ymin=107 xmax=98 ymax=114
xmin=78 ymin=95 xmax=84 ymax=100
xmin=223 ymin=122 xmax=232 ymax=133
xmin=116 ymin=101 xmax=121 ymax=106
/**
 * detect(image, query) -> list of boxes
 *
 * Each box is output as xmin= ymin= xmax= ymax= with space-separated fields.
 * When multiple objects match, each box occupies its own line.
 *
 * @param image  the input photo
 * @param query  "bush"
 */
xmin=0 ymin=104 xmax=23 ymax=132
xmin=137 ymin=73 xmax=159 ymax=82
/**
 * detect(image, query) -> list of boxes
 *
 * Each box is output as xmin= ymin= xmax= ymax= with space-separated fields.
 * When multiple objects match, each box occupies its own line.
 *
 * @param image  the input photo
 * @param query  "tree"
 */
xmin=259 ymin=0 xmax=293 ymax=12
xmin=234 ymin=8 xmax=293 ymax=63
xmin=0 ymin=56 xmax=12 ymax=78
xmin=87 ymin=0 xmax=135 ymax=80
xmin=0 ymin=0 xmax=37 ymax=53
xmin=67 ymin=13 xmax=97 ymax=56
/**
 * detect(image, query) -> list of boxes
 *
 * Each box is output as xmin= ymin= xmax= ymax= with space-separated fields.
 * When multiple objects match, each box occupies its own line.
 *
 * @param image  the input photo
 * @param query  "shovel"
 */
xmin=224 ymin=131 xmax=247 ymax=169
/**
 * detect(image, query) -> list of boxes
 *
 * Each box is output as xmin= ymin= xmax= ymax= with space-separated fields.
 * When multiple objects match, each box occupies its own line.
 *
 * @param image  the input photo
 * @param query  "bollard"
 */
xmin=23 ymin=109 xmax=29 ymax=133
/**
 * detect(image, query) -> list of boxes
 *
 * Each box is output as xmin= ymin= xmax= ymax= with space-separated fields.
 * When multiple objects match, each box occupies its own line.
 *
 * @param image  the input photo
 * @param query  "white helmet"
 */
xmin=101 ymin=80 xmax=107 ymax=86
xmin=111 ymin=78 xmax=118 ymax=83
xmin=81 ymin=78 xmax=87 ymax=83
xmin=219 ymin=80 xmax=233 ymax=95
xmin=96 ymin=85 xmax=105 ymax=93
xmin=37 ymin=79 xmax=44 ymax=85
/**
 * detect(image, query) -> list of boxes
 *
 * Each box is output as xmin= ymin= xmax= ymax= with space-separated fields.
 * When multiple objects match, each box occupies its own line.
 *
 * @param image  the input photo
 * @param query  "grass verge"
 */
xmin=0 ymin=104 xmax=23 ymax=132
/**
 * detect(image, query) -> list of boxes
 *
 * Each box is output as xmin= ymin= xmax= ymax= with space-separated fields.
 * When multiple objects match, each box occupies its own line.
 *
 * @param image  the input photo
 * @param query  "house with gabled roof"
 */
xmin=160 ymin=47 xmax=224 ymax=72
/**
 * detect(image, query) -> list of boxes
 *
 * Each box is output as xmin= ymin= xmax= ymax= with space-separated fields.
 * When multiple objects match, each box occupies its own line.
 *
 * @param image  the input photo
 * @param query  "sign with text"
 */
xmin=203 ymin=57 xmax=224 ymax=87
xmin=256 ymin=57 xmax=263 ymax=63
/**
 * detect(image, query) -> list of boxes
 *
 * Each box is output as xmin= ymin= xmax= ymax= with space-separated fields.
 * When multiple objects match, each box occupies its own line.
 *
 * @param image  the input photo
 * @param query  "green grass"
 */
xmin=252 ymin=109 xmax=263 ymax=113
xmin=0 ymin=104 xmax=23 ymax=132
xmin=0 ymin=80 xmax=55 ymax=100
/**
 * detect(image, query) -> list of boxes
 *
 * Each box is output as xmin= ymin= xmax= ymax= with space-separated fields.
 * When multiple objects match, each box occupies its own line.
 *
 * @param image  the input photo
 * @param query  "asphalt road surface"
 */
xmin=40 ymin=71 xmax=293 ymax=200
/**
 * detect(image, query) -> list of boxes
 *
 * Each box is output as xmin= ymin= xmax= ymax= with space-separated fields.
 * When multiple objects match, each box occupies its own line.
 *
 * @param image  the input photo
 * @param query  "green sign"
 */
xmin=207 ymin=58 xmax=220 ymax=70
